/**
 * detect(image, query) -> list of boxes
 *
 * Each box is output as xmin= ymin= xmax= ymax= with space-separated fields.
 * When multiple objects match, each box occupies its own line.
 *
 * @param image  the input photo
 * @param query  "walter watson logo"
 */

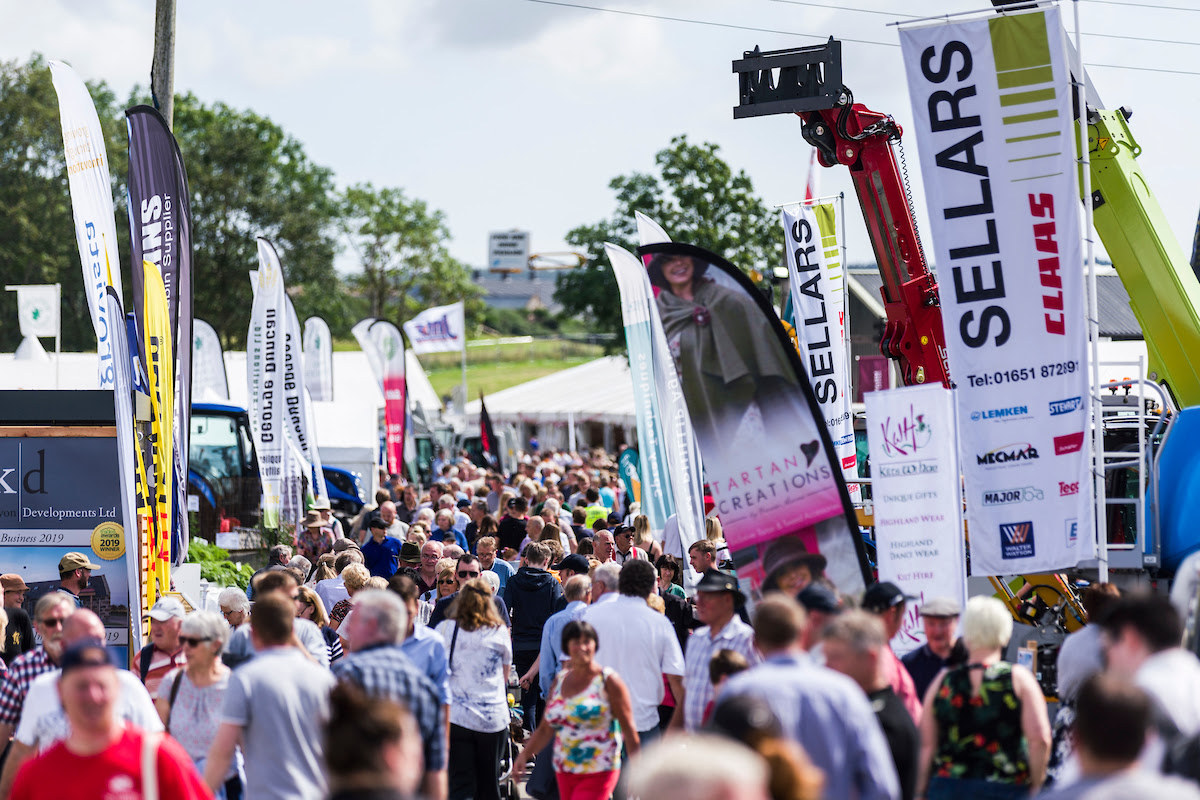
xmin=1000 ymin=521 xmax=1036 ymax=560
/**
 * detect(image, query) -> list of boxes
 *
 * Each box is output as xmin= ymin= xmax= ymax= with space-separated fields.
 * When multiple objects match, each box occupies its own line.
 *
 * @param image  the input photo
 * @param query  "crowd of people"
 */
xmin=0 ymin=448 xmax=1198 ymax=799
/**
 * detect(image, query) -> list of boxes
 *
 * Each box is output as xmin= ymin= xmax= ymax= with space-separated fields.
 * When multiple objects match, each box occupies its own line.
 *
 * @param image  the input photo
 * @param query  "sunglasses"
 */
xmin=457 ymin=570 xmax=480 ymax=579
xmin=180 ymin=637 xmax=212 ymax=647
xmin=39 ymin=616 xmax=67 ymax=629
xmin=438 ymin=579 xmax=457 ymax=585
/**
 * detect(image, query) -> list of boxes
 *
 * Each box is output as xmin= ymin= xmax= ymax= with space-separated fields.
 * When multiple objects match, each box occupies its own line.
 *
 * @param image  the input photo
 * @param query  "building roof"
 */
xmin=846 ymin=266 xmax=1142 ymax=340
xmin=464 ymin=356 xmax=634 ymax=427
xmin=472 ymin=271 xmax=562 ymax=312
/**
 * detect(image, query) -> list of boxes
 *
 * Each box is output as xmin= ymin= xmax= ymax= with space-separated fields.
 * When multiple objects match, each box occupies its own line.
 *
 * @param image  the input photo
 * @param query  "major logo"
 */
xmin=976 ymin=444 xmax=1039 ymax=468
xmin=1054 ymin=432 xmax=1084 ymax=456
xmin=970 ymin=405 xmax=1029 ymax=422
xmin=981 ymin=486 xmax=1043 ymax=507
xmin=1049 ymin=397 xmax=1083 ymax=416
xmin=1000 ymin=521 xmax=1036 ymax=560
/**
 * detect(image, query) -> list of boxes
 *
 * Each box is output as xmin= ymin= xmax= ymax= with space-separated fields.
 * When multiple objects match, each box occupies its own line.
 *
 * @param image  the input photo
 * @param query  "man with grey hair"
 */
xmin=287 ymin=554 xmax=313 ymax=582
xmin=539 ymin=574 xmax=591 ymax=700
xmin=218 ymin=586 xmax=251 ymax=628
xmin=627 ymin=734 xmax=771 ymax=800
xmin=247 ymin=543 xmax=292 ymax=600
xmin=593 ymin=529 xmax=616 ymax=564
xmin=334 ymin=590 xmax=447 ymax=800
xmin=824 ymin=611 xmax=919 ymax=800
xmin=591 ymin=562 xmax=621 ymax=606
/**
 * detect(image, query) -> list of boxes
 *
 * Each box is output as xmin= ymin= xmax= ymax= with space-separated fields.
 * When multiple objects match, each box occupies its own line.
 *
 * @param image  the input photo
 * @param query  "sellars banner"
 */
xmin=781 ymin=203 xmax=860 ymax=503
xmin=900 ymin=6 xmax=1094 ymax=575
xmin=403 ymin=302 xmax=465 ymax=355
xmin=637 ymin=242 xmax=869 ymax=593
xmin=866 ymin=384 xmax=967 ymax=654
xmin=48 ymin=61 xmax=123 ymax=390
xmin=352 ymin=319 xmax=407 ymax=475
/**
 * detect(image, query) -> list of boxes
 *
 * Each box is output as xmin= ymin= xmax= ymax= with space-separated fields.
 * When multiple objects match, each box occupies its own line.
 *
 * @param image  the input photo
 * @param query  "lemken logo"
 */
xmin=982 ymin=486 xmax=1043 ymax=506
xmin=970 ymin=406 xmax=1028 ymax=422
xmin=1000 ymin=521 xmax=1036 ymax=560
xmin=976 ymin=444 xmax=1039 ymax=467
xmin=1049 ymin=397 xmax=1083 ymax=416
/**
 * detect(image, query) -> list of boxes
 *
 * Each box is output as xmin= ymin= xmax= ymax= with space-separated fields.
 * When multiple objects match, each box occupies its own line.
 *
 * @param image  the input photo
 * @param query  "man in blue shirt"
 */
xmin=475 ymin=536 xmax=515 ymax=592
xmin=538 ymin=571 xmax=591 ymax=700
xmin=361 ymin=517 xmax=402 ymax=579
xmin=718 ymin=594 xmax=901 ymax=800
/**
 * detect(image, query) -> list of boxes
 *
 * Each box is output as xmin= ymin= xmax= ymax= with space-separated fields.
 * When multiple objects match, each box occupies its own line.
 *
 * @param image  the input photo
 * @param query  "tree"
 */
xmin=555 ymin=135 xmax=780 ymax=348
xmin=170 ymin=93 xmax=345 ymax=347
xmin=340 ymin=183 xmax=482 ymax=328
xmin=0 ymin=55 xmax=131 ymax=352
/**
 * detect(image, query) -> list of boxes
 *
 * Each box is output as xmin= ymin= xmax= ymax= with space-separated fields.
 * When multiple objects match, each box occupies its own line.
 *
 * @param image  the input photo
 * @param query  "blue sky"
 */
xmin=2 ymin=0 xmax=1195 ymax=272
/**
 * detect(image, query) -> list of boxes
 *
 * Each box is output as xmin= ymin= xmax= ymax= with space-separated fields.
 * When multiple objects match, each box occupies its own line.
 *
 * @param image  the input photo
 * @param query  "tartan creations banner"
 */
xmin=899 ymin=6 xmax=1094 ymax=575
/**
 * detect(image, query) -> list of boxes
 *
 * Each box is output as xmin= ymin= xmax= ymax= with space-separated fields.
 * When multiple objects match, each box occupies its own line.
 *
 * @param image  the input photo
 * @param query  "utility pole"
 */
xmin=151 ymin=0 xmax=176 ymax=128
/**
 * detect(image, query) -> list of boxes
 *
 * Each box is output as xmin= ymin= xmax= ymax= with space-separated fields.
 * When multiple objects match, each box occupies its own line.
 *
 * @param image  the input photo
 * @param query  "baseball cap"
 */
xmin=695 ymin=569 xmax=746 ymax=603
xmin=1 ymin=574 xmax=28 ymax=592
xmin=862 ymin=581 xmax=918 ymax=613
xmin=553 ymin=553 xmax=590 ymax=574
xmin=919 ymin=596 xmax=962 ymax=618
xmin=59 ymin=638 xmax=113 ymax=674
xmin=148 ymin=596 xmax=186 ymax=622
xmin=456 ymin=498 xmax=470 ymax=509
xmin=58 ymin=552 xmax=100 ymax=573
xmin=797 ymin=583 xmax=841 ymax=615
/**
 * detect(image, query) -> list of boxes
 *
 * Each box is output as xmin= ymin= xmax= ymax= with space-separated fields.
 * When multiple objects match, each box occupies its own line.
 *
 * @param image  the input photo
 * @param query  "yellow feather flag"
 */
xmin=142 ymin=260 xmax=173 ymax=599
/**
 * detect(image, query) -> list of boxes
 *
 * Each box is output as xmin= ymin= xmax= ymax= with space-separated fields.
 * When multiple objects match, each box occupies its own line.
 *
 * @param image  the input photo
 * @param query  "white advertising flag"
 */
xmin=402 ymin=302 xmax=465 ymax=355
xmin=303 ymin=317 xmax=334 ymax=401
xmin=283 ymin=299 xmax=325 ymax=505
xmin=49 ymin=61 xmax=122 ymax=389
xmin=192 ymin=319 xmax=229 ymax=402
xmin=900 ymin=7 xmax=1094 ymax=575
xmin=782 ymin=203 xmax=860 ymax=503
xmin=866 ymin=384 xmax=968 ymax=654
xmin=15 ymin=285 xmax=60 ymax=339
xmin=353 ymin=318 xmax=407 ymax=475
xmin=246 ymin=239 xmax=288 ymax=529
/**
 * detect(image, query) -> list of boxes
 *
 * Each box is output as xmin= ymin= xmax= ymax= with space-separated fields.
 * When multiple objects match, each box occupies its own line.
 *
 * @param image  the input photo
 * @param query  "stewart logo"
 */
xmin=1000 ymin=521 xmax=1036 ymax=560
xmin=1054 ymin=432 xmax=1084 ymax=456
xmin=1049 ymin=397 xmax=1082 ymax=416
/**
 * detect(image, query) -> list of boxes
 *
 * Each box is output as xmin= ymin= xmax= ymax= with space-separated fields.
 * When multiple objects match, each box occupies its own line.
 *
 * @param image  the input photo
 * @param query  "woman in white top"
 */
xmin=156 ymin=610 xmax=240 ymax=800
xmin=436 ymin=577 xmax=513 ymax=800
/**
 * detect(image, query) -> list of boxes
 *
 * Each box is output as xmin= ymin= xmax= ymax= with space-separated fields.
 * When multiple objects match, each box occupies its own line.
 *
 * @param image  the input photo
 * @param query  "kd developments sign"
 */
xmin=900 ymin=6 xmax=1094 ymax=575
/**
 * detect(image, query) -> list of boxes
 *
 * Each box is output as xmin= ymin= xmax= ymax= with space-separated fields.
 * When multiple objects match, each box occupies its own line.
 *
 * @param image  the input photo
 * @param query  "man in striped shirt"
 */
xmin=683 ymin=569 xmax=759 ymax=730
xmin=0 ymin=594 xmax=73 ymax=743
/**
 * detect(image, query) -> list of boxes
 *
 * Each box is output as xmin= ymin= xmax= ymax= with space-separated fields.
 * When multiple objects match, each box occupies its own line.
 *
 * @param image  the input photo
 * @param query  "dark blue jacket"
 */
xmin=503 ymin=566 xmax=567 ymax=651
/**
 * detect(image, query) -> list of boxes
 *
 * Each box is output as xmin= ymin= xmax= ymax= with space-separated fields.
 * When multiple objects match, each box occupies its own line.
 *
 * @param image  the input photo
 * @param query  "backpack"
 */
xmin=138 ymin=643 xmax=154 ymax=682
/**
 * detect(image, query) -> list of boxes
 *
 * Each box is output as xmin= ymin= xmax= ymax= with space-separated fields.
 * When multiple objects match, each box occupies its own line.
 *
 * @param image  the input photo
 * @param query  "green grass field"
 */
xmin=424 ymin=357 xmax=598 ymax=399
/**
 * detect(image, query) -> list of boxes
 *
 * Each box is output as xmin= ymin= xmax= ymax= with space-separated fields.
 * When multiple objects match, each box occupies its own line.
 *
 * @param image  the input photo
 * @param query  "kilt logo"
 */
xmin=1000 ymin=521 xmax=1036 ymax=559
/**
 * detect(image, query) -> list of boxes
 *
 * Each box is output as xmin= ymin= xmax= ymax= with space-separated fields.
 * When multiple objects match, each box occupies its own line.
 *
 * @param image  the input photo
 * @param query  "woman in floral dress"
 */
xmin=916 ymin=596 xmax=1051 ymax=800
xmin=513 ymin=620 xmax=639 ymax=800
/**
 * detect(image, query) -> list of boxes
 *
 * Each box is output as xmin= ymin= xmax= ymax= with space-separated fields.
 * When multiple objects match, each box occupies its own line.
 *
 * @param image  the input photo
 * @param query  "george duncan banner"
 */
xmin=247 ymin=239 xmax=288 ymax=529
xmin=781 ymin=203 xmax=859 ymax=503
xmin=403 ymin=302 xmax=465 ymax=355
xmin=637 ymin=241 xmax=869 ymax=594
xmin=900 ymin=7 xmax=1094 ymax=575
xmin=866 ymin=384 xmax=967 ymax=654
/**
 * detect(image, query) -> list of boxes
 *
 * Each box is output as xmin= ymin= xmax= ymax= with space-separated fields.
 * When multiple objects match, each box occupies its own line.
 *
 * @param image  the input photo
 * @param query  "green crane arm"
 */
xmin=1088 ymin=107 xmax=1200 ymax=408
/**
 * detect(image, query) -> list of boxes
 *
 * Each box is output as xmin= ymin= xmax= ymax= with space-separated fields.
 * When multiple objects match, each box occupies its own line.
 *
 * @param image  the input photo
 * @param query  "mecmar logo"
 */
xmin=976 ymin=444 xmax=1039 ymax=468
xmin=1000 ymin=521 xmax=1035 ymax=560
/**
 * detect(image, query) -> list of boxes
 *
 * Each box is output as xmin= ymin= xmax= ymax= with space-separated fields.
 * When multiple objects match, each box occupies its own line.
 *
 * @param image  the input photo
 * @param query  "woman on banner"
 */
xmin=647 ymin=251 xmax=803 ymax=458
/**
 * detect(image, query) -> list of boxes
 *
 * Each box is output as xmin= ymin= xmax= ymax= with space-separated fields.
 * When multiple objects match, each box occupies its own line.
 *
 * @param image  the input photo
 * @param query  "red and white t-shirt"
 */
xmin=10 ymin=725 xmax=211 ymax=800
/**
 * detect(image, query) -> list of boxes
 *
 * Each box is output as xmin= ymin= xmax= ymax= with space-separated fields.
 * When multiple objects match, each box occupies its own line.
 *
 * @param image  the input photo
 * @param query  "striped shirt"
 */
xmin=0 ymin=647 xmax=55 ymax=726
xmin=332 ymin=643 xmax=446 ymax=770
xmin=683 ymin=615 xmax=759 ymax=731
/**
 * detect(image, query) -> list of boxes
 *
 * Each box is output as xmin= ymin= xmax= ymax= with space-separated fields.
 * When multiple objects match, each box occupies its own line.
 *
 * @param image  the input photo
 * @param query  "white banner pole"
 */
xmin=1074 ymin=0 xmax=1106 ymax=582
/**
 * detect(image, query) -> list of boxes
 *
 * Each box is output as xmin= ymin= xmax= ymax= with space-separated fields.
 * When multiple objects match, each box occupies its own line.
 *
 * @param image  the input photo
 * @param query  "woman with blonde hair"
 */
xmin=421 ymin=558 xmax=460 ymax=605
xmin=632 ymin=515 xmax=662 ymax=561
xmin=295 ymin=585 xmax=343 ymax=663
xmin=436 ymin=578 xmax=512 ymax=800
xmin=329 ymin=563 xmax=370 ymax=631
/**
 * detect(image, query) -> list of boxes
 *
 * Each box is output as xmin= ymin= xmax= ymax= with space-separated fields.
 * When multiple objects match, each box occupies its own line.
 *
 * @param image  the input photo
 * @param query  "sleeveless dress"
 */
xmin=932 ymin=662 xmax=1030 ymax=785
xmin=544 ymin=667 xmax=622 ymax=774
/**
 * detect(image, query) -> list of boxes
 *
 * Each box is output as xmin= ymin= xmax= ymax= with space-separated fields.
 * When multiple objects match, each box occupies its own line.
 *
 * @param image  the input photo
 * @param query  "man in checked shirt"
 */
xmin=0 ymin=594 xmax=73 ymax=743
